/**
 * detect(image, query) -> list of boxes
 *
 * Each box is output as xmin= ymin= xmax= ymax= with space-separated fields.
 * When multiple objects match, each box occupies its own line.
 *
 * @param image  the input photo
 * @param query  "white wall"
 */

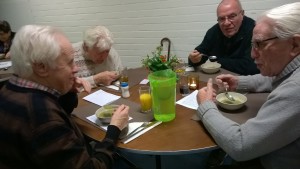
xmin=0 ymin=0 xmax=298 ymax=68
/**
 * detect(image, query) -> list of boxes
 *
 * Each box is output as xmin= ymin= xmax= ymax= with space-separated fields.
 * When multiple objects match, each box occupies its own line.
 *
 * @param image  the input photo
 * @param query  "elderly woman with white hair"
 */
xmin=73 ymin=26 xmax=123 ymax=87
xmin=197 ymin=2 xmax=300 ymax=169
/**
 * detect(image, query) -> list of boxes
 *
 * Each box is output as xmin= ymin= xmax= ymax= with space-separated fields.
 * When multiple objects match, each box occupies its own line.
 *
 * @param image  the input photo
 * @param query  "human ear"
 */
xmin=241 ymin=10 xmax=245 ymax=16
xmin=32 ymin=63 xmax=50 ymax=77
xmin=290 ymin=35 xmax=300 ymax=57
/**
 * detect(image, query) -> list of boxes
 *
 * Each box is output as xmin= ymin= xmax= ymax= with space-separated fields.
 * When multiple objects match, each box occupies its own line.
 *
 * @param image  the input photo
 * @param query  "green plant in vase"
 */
xmin=142 ymin=46 xmax=180 ymax=72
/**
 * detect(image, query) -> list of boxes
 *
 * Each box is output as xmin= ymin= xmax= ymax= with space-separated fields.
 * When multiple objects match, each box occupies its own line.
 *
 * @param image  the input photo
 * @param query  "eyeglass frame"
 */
xmin=217 ymin=10 xmax=243 ymax=24
xmin=251 ymin=37 xmax=278 ymax=49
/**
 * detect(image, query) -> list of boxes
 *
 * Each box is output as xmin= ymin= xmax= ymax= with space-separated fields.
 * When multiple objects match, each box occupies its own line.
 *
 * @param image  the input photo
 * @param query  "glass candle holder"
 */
xmin=188 ymin=73 xmax=200 ymax=90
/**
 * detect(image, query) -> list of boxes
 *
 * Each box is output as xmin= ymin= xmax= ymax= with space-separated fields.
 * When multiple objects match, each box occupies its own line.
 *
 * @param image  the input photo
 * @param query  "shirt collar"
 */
xmin=9 ymin=75 xmax=61 ymax=98
xmin=274 ymin=55 xmax=300 ymax=81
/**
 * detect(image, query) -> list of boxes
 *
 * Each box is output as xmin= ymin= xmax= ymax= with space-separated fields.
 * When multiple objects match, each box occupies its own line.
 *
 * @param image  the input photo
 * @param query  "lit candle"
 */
xmin=188 ymin=76 xmax=199 ymax=90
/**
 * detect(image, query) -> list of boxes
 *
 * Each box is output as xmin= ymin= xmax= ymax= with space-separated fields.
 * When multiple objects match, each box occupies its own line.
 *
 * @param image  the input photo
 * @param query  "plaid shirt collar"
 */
xmin=9 ymin=75 xmax=61 ymax=98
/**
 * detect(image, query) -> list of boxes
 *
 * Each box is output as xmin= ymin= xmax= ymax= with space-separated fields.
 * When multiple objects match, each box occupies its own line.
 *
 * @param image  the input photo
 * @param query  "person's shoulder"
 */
xmin=205 ymin=23 xmax=221 ymax=36
xmin=207 ymin=23 xmax=220 ymax=32
xmin=240 ymin=16 xmax=255 ymax=33
xmin=243 ymin=16 xmax=255 ymax=27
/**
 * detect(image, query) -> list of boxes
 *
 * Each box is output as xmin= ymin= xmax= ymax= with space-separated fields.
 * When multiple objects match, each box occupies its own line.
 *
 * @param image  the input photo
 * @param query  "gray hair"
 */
xmin=10 ymin=25 xmax=62 ymax=77
xmin=83 ymin=26 xmax=114 ymax=52
xmin=258 ymin=2 xmax=300 ymax=38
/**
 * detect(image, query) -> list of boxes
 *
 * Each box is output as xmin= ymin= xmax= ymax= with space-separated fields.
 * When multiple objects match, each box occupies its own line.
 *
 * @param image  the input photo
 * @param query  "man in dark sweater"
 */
xmin=0 ymin=25 xmax=129 ymax=169
xmin=188 ymin=0 xmax=259 ymax=75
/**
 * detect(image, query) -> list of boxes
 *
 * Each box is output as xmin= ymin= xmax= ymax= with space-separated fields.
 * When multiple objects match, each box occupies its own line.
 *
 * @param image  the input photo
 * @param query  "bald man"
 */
xmin=188 ymin=0 xmax=259 ymax=75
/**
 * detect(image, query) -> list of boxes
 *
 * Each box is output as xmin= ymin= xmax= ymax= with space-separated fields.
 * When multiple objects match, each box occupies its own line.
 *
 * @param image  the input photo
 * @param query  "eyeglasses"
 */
xmin=251 ymin=37 xmax=278 ymax=49
xmin=217 ymin=10 xmax=243 ymax=23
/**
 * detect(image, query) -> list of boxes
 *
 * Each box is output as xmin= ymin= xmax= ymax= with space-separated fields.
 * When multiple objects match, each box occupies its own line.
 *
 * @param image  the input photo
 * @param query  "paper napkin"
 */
xmin=176 ymin=90 xmax=198 ymax=110
xmin=83 ymin=90 xmax=120 ymax=106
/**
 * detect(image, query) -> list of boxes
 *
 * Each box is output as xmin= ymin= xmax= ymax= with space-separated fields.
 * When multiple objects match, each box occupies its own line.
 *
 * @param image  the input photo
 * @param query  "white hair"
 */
xmin=10 ymin=25 xmax=62 ymax=77
xmin=258 ymin=2 xmax=300 ymax=38
xmin=83 ymin=26 xmax=114 ymax=52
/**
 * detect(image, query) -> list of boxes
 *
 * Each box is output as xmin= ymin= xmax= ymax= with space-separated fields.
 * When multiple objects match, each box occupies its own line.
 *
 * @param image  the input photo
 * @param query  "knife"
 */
xmin=121 ymin=121 xmax=158 ymax=142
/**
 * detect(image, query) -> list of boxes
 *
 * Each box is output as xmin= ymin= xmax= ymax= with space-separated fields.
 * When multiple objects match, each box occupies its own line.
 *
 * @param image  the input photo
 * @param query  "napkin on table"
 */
xmin=83 ymin=89 xmax=120 ymax=106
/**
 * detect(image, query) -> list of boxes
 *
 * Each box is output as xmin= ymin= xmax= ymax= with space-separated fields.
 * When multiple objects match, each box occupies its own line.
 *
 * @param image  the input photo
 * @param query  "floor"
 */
xmin=113 ymin=150 xmax=212 ymax=169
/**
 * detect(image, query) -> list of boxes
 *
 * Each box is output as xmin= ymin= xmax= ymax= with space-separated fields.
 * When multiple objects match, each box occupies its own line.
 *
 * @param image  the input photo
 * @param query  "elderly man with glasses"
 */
xmin=197 ymin=2 xmax=300 ymax=169
xmin=188 ymin=0 xmax=259 ymax=75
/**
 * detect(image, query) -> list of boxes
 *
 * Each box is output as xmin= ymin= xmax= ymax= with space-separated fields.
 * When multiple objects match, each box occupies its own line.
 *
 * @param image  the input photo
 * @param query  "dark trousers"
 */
xmin=207 ymin=149 xmax=264 ymax=169
xmin=0 ymin=80 xmax=7 ymax=89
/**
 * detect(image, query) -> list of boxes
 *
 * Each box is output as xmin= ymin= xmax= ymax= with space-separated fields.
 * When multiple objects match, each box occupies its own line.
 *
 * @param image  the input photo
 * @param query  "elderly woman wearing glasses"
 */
xmin=198 ymin=2 xmax=300 ymax=169
xmin=188 ymin=0 xmax=259 ymax=75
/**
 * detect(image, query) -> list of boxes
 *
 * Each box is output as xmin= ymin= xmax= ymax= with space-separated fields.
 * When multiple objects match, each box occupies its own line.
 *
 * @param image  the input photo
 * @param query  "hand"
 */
xmin=110 ymin=104 xmax=129 ymax=130
xmin=197 ymin=78 xmax=216 ymax=104
xmin=215 ymin=74 xmax=238 ymax=91
xmin=188 ymin=50 xmax=201 ymax=63
xmin=94 ymin=71 xmax=119 ymax=86
xmin=73 ymin=77 xmax=91 ymax=93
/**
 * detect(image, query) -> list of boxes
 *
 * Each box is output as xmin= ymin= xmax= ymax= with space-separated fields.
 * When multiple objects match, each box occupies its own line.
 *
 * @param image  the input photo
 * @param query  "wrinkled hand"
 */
xmin=215 ymin=74 xmax=238 ymax=91
xmin=188 ymin=50 xmax=202 ymax=63
xmin=73 ymin=77 xmax=91 ymax=93
xmin=110 ymin=105 xmax=129 ymax=130
xmin=94 ymin=71 xmax=119 ymax=86
xmin=197 ymin=78 xmax=216 ymax=104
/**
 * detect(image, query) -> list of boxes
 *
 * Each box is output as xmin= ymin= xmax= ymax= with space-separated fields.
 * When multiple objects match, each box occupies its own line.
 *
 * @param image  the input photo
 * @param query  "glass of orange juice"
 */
xmin=139 ymin=86 xmax=152 ymax=113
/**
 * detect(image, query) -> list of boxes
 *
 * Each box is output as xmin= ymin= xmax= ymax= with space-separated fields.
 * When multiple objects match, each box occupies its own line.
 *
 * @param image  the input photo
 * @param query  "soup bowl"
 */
xmin=95 ymin=104 xmax=119 ymax=123
xmin=201 ymin=62 xmax=221 ymax=74
xmin=216 ymin=92 xmax=247 ymax=110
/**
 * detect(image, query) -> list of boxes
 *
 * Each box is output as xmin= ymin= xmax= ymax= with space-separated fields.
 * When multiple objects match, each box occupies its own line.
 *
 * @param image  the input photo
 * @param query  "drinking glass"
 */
xmin=119 ymin=66 xmax=129 ymax=83
xmin=139 ymin=86 xmax=152 ymax=113
xmin=179 ymin=73 xmax=190 ymax=96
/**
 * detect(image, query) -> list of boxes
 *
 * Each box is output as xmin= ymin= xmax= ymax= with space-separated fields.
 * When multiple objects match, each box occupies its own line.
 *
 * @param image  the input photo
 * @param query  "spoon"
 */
xmin=202 ymin=54 xmax=218 ymax=62
xmin=225 ymin=86 xmax=235 ymax=101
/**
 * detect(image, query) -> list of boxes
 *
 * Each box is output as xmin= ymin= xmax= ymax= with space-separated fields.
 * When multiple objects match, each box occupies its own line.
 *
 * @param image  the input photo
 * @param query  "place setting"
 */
xmin=72 ymin=84 xmax=162 ymax=144
xmin=176 ymin=80 xmax=249 ymax=122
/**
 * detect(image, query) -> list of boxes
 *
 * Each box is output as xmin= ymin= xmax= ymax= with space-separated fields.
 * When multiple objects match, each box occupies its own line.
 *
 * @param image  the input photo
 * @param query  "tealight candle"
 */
xmin=188 ymin=74 xmax=200 ymax=90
